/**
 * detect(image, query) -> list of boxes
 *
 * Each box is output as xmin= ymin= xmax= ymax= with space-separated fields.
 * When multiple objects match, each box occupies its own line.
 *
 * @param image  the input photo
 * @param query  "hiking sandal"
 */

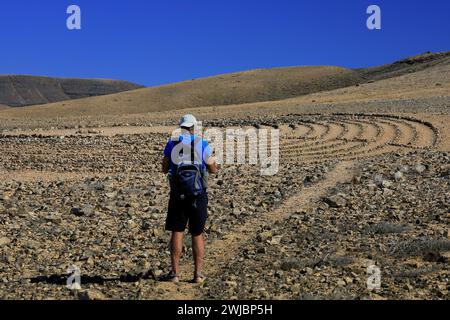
xmin=161 ymin=272 xmax=180 ymax=283
xmin=193 ymin=273 xmax=206 ymax=284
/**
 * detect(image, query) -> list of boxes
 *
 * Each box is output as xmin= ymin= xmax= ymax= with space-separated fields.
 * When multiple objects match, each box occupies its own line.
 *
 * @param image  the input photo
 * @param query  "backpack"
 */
xmin=170 ymin=137 xmax=206 ymax=199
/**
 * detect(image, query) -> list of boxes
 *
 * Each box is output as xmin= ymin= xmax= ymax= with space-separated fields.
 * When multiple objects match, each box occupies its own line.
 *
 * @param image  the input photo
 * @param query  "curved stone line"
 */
xmin=301 ymin=120 xmax=398 ymax=159
xmin=280 ymin=122 xmax=346 ymax=149
xmin=285 ymin=121 xmax=397 ymax=161
xmin=284 ymin=113 xmax=438 ymax=143
xmin=283 ymin=119 xmax=385 ymax=158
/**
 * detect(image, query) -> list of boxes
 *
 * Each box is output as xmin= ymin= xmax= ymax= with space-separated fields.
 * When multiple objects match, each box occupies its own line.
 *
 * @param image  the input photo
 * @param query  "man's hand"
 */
xmin=162 ymin=156 xmax=170 ymax=174
xmin=206 ymin=156 xmax=219 ymax=174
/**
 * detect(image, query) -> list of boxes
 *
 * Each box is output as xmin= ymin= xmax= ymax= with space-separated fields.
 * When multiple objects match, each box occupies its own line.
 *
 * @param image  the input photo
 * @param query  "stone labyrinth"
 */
xmin=271 ymin=114 xmax=439 ymax=163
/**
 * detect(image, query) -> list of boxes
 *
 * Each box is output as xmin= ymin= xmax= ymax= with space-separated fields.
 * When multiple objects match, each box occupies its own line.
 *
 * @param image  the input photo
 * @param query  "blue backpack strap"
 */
xmin=173 ymin=137 xmax=182 ymax=160
xmin=190 ymin=137 xmax=195 ymax=164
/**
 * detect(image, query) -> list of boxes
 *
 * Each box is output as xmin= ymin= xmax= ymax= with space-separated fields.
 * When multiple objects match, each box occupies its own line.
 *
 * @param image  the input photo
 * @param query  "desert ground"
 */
xmin=0 ymin=52 xmax=449 ymax=300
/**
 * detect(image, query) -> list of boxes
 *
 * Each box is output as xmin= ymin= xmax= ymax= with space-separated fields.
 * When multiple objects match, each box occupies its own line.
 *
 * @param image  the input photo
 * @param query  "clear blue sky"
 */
xmin=0 ymin=0 xmax=449 ymax=86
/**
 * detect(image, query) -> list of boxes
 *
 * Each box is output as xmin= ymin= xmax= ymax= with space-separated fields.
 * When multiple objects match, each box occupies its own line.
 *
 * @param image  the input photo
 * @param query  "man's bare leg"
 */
xmin=170 ymin=231 xmax=184 ymax=276
xmin=192 ymin=233 xmax=205 ymax=280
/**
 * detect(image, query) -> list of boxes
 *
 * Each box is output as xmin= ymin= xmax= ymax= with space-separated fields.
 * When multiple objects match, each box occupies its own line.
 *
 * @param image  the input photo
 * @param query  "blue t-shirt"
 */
xmin=163 ymin=134 xmax=212 ymax=174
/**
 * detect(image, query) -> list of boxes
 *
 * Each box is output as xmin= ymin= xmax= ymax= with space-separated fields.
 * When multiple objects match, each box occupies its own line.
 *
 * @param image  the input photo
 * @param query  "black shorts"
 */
xmin=165 ymin=192 xmax=208 ymax=236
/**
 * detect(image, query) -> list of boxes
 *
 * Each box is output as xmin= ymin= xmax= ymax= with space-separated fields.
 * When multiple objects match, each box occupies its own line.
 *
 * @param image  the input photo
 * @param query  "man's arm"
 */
xmin=162 ymin=156 xmax=170 ymax=174
xmin=205 ymin=157 xmax=218 ymax=174
xmin=204 ymin=141 xmax=218 ymax=174
xmin=162 ymin=139 xmax=173 ymax=174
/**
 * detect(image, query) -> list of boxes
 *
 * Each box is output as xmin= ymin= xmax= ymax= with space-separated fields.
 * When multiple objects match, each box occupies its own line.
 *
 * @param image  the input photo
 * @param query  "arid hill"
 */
xmin=358 ymin=51 xmax=450 ymax=81
xmin=0 ymin=75 xmax=143 ymax=107
xmin=0 ymin=51 xmax=449 ymax=121
xmin=0 ymin=66 xmax=362 ymax=117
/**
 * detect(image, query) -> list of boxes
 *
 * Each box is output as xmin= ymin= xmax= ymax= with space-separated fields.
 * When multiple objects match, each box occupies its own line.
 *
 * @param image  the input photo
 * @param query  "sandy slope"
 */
xmin=0 ymin=66 xmax=361 ymax=118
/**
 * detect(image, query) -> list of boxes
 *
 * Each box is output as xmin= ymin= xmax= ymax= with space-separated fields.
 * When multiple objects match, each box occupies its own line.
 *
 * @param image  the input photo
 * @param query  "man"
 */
xmin=162 ymin=114 xmax=218 ymax=283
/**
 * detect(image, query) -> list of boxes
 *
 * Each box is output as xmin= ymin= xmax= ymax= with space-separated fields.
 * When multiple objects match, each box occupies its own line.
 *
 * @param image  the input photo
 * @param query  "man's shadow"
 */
xmin=29 ymin=270 xmax=161 ymax=285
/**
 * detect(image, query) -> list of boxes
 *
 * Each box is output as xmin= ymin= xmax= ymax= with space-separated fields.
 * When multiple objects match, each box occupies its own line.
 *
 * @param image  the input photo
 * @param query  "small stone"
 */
xmin=318 ymin=202 xmax=329 ymax=210
xmin=324 ymin=194 xmax=347 ymax=208
xmin=400 ymin=165 xmax=410 ymax=173
xmin=381 ymin=180 xmax=392 ymax=188
xmin=269 ymin=235 xmax=283 ymax=245
xmin=82 ymin=205 xmax=95 ymax=216
xmin=0 ymin=237 xmax=11 ymax=246
xmin=337 ymin=279 xmax=346 ymax=287
xmin=352 ymin=175 xmax=362 ymax=184
xmin=105 ymin=192 xmax=117 ymax=199
xmin=232 ymin=208 xmax=241 ymax=216
xmin=225 ymin=281 xmax=238 ymax=288
xmin=44 ymin=213 xmax=62 ymax=224
xmin=394 ymin=171 xmax=404 ymax=181
xmin=152 ymin=228 xmax=162 ymax=237
xmin=414 ymin=164 xmax=426 ymax=173
xmin=374 ymin=175 xmax=384 ymax=186
xmin=403 ymin=283 xmax=413 ymax=291
xmin=79 ymin=289 xmax=107 ymax=300
xmin=257 ymin=231 xmax=273 ymax=242
xmin=344 ymin=277 xmax=354 ymax=285
xmin=370 ymin=293 xmax=385 ymax=300
xmin=153 ymin=269 xmax=163 ymax=277
xmin=86 ymin=257 xmax=95 ymax=266
xmin=127 ymin=219 xmax=139 ymax=229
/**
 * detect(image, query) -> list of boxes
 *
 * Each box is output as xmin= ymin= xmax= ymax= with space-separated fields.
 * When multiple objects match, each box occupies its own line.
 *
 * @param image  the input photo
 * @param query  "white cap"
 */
xmin=179 ymin=114 xmax=197 ymax=128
